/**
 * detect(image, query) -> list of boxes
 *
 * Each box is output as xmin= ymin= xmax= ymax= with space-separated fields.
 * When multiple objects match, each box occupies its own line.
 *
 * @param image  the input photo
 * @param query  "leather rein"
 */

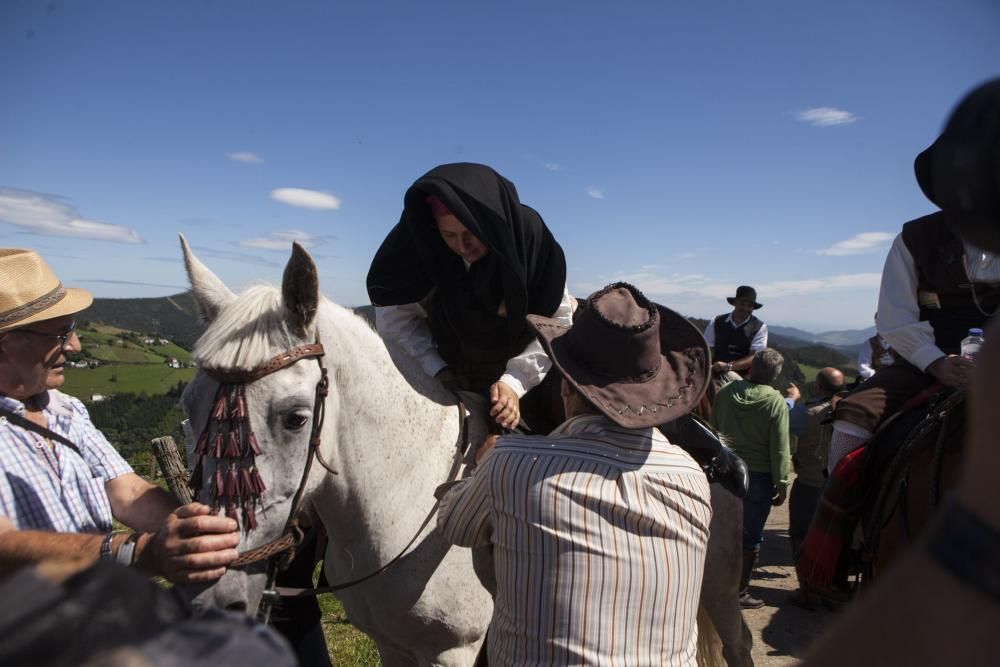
xmin=197 ymin=339 xmax=470 ymax=622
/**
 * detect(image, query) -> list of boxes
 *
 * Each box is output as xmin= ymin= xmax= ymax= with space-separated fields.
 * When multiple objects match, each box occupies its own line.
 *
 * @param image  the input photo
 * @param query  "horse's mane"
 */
xmin=192 ymin=281 xmax=446 ymax=407
xmin=192 ymin=284 xmax=310 ymax=370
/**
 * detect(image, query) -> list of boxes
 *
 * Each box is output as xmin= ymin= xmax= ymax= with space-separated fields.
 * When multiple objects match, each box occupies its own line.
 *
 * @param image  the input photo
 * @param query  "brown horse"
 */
xmin=859 ymin=389 xmax=966 ymax=586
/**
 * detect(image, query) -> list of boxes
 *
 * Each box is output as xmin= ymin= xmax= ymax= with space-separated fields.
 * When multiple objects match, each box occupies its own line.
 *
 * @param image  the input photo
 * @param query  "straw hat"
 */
xmin=0 ymin=249 xmax=93 ymax=333
xmin=527 ymin=282 xmax=709 ymax=428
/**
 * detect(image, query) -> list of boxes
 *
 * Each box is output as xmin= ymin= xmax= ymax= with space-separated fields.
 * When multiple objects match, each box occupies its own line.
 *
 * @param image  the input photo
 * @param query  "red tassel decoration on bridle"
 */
xmin=192 ymin=382 xmax=268 ymax=535
xmin=212 ymin=394 xmax=228 ymax=421
xmin=224 ymin=431 xmax=241 ymax=458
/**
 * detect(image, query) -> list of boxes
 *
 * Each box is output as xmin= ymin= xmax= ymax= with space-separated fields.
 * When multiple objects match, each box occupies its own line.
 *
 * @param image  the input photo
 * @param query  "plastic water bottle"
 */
xmin=961 ymin=328 xmax=985 ymax=361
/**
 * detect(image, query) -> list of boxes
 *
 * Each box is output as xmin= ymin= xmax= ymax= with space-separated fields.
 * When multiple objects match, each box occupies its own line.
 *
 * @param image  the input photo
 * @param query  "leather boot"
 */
xmin=739 ymin=549 xmax=765 ymax=609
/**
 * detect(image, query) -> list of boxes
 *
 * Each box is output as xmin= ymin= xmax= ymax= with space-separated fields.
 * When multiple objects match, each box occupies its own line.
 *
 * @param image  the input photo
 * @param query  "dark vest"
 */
xmin=867 ymin=336 xmax=899 ymax=372
xmin=901 ymin=213 xmax=1000 ymax=354
xmin=712 ymin=314 xmax=763 ymax=362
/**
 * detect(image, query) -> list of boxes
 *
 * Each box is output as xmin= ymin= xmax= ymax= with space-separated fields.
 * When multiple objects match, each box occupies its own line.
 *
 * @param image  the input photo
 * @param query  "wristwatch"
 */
xmin=115 ymin=532 xmax=140 ymax=566
xmin=726 ymin=363 xmax=733 ymax=372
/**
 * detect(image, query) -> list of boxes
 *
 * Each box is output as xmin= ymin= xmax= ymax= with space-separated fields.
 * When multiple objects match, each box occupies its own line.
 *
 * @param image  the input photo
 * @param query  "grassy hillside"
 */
xmin=62 ymin=324 xmax=196 ymax=399
xmin=81 ymin=292 xmax=204 ymax=349
xmin=62 ymin=364 xmax=195 ymax=396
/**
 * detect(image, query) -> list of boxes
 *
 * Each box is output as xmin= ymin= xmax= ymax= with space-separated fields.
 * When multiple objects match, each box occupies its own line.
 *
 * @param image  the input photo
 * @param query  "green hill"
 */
xmin=80 ymin=292 xmax=204 ymax=349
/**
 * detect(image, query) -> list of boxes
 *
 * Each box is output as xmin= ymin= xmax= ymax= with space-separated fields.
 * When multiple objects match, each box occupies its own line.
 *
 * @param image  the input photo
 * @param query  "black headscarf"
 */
xmin=367 ymin=162 xmax=567 ymax=354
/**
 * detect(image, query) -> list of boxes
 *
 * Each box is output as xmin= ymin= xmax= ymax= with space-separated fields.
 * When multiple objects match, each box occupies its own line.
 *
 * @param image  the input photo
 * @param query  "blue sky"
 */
xmin=2 ymin=1 xmax=998 ymax=332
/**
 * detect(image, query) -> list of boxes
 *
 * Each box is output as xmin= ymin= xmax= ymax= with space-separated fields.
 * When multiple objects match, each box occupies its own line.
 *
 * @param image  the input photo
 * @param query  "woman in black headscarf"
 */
xmin=367 ymin=163 xmax=573 ymax=432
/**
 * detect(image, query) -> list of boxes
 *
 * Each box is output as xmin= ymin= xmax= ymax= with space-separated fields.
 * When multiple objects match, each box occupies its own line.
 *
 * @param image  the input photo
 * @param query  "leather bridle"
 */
xmin=194 ymin=338 xmax=470 ymax=622
xmin=195 ymin=341 xmax=328 ymax=621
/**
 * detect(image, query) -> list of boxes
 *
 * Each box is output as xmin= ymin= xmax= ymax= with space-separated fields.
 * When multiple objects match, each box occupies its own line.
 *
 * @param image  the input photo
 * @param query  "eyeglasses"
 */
xmin=15 ymin=321 xmax=78 ymax=348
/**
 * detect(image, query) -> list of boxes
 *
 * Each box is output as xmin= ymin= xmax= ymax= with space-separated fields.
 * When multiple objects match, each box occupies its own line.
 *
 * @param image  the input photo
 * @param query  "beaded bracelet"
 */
xmin=98 ymin=531 xmax=115 ymax=561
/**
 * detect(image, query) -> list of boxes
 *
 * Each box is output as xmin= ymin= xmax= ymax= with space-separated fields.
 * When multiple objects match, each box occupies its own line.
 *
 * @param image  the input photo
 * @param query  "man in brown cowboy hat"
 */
xmin=703 ymin=285 xmax=768 ymax=381
xmin=0 ymin=248 xmax=240 ymax=582
xmin=438 ymin=282 xmax=713 ymax=665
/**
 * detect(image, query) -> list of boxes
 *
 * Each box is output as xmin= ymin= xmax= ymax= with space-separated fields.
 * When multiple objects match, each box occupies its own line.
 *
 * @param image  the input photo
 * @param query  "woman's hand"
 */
xmin=489 ymin=381 xmax=520 ymax=429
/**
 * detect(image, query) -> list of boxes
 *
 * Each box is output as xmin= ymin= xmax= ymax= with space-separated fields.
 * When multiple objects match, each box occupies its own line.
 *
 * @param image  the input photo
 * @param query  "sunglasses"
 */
xmin=16 ymin=320 xmax=78 ymax=348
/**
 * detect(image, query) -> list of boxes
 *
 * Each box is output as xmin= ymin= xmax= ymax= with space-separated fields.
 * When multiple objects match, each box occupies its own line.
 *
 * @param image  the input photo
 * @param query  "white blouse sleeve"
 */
xmin=876 ymin=234 xmax=944 ymax=371
xmin=499 ymin=287 xmax=576 ymax=398
xmin=375 ymin=303 xmax=448 ymax=378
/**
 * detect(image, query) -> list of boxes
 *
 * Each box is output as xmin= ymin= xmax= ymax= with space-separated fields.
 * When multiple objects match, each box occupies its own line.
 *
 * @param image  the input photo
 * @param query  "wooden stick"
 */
xmin=151 ymin=435 xmax=193 ymax=504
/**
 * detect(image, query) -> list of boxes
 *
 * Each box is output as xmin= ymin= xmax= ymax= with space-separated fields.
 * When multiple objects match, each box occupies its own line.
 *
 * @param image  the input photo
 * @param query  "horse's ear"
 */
xmin=282 ymin=242 xmax=319 ymax=337
xmin=179 ymin=234 xmax=236 ymax=323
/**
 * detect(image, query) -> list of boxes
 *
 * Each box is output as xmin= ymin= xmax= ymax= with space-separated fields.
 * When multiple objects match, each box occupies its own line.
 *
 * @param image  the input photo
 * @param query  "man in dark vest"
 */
xmin=703 ymin=286 xmax=768 ymax=383
xmin=827 ymin=128 xmax=1000 ymax=472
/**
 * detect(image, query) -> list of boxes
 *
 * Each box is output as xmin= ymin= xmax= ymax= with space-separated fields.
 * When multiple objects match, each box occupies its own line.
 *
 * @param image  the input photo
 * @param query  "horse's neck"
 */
xmin=313 ymin=304 xmax=461 ymax=552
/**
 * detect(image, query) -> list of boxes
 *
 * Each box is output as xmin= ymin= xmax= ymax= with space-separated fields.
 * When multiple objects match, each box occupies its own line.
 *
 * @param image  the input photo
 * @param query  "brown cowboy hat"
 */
xmin=0 ymin=249 xmax=92 ymax=334
xmin=726 ymin=285 xmax=762 ymax=309
xmin=527 ymin=282 xmax=710 ymax=428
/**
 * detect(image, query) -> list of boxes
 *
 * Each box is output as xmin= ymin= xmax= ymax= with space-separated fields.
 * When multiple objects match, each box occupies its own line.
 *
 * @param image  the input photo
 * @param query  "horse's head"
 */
xmin=174 ymin=235 xmax=329 ymax=613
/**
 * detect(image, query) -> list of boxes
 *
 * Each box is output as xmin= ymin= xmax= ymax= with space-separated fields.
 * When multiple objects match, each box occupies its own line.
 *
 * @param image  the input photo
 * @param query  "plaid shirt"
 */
xmin=0 ymin=390 xmax=132 ymax=533
xmin=439 ymin=415 xmax=712 ymax=666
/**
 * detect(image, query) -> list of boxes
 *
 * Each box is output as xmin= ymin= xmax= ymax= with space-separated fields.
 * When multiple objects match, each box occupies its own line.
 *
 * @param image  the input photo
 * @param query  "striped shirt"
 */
xmin=438 ymin=414 xmax=712 ymax=666
xmin=0 ymin=390 xmax=132 ymax=533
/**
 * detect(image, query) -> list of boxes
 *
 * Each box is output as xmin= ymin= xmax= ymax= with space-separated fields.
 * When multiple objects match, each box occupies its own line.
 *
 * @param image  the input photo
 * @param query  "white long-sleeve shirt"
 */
xmin=375 ymin=286 xmax=575 ymax=398
xmin=876 ymin=233 xmax=1000 ymax=371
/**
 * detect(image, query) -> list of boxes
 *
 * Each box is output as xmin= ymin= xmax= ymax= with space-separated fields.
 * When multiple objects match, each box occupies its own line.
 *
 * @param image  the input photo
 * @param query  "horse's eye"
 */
xmin=284 ymin=412 xmax=309 ymax=431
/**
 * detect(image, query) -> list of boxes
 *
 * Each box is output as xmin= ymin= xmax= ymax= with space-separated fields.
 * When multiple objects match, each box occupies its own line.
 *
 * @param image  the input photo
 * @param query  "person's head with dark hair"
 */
xmin=815 ymin=367 xmax=845 ymax=398
xmin=749 ymin=348 xmax=783 ymax=385
xmin=367 ymin=163 xmax=567 ymax=352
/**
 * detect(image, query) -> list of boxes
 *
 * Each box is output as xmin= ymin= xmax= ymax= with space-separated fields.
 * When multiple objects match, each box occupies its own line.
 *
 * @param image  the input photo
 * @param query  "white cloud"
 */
xmin=0 ymin=188 xmax=143 ymax=243
xmin=817 ymin=232 xmax=894 ymax=256
xmin=240 ymin=230 xmax=320 ymax=251
xmin=585 ymin=186 xmax=605 ymax=200
xmin=574 ymin=271 xmax=880 ymax=303
xmin=227 ymin=151 xmax=263 ymax=164
xmin=543 ymin=162 xmax=564 ymax=172
xmin=797 ymin=107 xmax=858 ymax=127
xmin=271 ymin=188 xmax=341 ymax=211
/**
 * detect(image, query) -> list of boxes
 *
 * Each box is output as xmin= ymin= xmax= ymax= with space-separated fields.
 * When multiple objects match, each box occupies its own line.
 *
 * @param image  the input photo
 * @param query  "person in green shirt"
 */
xmin=711 ymin=348 xmax=791 ymax=609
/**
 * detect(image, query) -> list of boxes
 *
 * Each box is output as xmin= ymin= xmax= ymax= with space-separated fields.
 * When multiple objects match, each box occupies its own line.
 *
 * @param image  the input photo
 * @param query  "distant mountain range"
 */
xmin=81 ymin=292 xmax=871 ymax=361
xmin=769 ymin=324 xmax=877 ymax=348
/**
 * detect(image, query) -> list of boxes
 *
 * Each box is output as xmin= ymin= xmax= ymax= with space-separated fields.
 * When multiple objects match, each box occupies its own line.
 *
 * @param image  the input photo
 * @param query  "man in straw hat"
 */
xmin=0 ymin=249 xmax=240 ymax=582
xmin=703 ymin=285 xmax=768 ymax=383
xmin=438 ymin=282 xmax=713 ymax=665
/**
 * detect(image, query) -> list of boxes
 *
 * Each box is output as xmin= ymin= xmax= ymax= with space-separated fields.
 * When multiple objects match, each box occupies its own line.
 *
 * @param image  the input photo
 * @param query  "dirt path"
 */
xmin=741 ymin=493 xmax=838 ymax=665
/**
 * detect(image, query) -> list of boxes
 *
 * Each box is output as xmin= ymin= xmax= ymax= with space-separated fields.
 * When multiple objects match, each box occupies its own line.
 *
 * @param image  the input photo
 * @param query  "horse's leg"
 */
xmin=701 ymin=484 xmax=754 ymax=667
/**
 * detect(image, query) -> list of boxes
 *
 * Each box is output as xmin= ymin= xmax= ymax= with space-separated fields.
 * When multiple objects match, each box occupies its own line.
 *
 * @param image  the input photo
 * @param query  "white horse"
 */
xmin=177 ymin=237 xmax=493 ymax=665
xmin=177 ymin=237 xmax=750 ymax=666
